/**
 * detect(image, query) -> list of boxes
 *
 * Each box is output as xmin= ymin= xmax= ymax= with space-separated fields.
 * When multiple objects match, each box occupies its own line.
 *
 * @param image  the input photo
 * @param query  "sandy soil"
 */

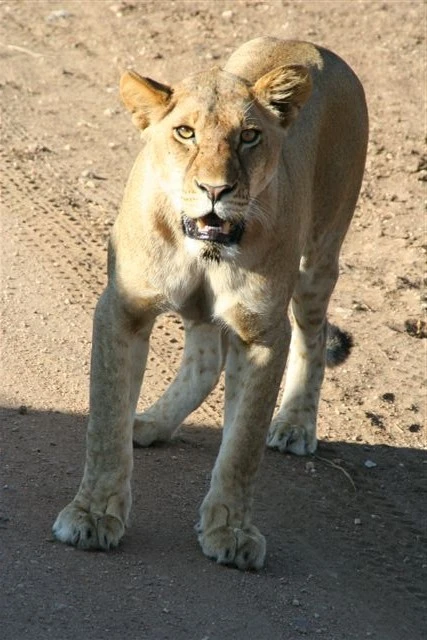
xmin=1 ymin=1 xmax=426 ymax=639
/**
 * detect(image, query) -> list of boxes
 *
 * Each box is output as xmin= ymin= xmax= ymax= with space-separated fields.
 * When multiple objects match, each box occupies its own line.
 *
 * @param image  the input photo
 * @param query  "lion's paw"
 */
xmin=198 ymin=523 xmax=266 ymax=570
xmin=52 ymin=502 xmax=125 ymax=550
xmin=133 ymin=413 xmax=172 ymax=447
xmin=267 ymin=418 xmax=317 ymax=455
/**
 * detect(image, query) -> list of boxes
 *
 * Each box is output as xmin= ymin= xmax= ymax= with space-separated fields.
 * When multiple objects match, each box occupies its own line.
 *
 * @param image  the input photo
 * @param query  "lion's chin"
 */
xmin=183 ymin=236 xmax=241 ymax=263
xmin=182 ymin=212 xmax=245 ymax=246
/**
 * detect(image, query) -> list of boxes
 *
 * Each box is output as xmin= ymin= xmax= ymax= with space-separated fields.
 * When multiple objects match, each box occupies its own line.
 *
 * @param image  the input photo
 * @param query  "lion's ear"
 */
xmin=120 ymin=70 xmax=173 ymax=130
xmin=252 ymin=65 xmax=312 ymax=127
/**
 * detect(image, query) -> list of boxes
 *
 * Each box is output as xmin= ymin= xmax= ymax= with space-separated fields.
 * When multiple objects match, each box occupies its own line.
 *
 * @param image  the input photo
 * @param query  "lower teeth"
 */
xmin=195 ymin=220 xmax=231 ymax=235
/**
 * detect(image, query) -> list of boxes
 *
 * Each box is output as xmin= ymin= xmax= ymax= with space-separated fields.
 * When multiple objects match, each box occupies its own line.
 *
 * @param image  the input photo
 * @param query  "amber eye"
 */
xmin=175 ymin=126 xmax=195 ymax=140
xmin=240 ymin=129 xmax=261 ymax=144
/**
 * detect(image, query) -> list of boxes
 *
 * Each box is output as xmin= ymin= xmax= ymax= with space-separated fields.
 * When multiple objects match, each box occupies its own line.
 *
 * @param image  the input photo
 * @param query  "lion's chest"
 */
xmin=162 ymin=264 xmax=268 ymax=344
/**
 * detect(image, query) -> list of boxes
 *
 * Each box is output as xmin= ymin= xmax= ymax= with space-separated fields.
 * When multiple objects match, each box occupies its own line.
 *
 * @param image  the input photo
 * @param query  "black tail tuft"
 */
xmin=326 ymin=324 xmax=353 ymax=368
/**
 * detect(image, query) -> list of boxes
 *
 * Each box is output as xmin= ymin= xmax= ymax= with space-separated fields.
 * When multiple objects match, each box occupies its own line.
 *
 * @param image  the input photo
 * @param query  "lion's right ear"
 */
xmin=120 ymin=70 xmax=173 ymax=130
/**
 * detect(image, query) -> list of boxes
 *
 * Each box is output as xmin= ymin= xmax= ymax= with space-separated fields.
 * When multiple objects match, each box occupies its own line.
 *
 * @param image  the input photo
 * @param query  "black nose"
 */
xmin=196 ymin=181 xmax=236 ymax=203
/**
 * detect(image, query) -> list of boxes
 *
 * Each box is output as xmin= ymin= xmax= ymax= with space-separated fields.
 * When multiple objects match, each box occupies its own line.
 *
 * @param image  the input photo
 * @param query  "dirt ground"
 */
xmin=1 ymin=1 xmax=426 ymax=638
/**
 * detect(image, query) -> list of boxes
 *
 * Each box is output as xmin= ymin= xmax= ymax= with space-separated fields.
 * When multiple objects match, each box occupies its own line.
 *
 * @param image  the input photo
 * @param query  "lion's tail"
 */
xmin=326 ymin=324 xmax=353 ymax=368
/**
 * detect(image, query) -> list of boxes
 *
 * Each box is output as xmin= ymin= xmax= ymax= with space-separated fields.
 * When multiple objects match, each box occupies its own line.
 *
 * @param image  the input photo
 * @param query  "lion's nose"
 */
xmin=196 ymin=181 xmax=236 ymax=204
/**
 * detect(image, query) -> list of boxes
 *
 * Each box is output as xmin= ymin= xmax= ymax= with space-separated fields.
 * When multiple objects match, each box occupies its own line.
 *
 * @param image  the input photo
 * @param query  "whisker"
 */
xmin=248 ymin=197 xmax=275 ymax=231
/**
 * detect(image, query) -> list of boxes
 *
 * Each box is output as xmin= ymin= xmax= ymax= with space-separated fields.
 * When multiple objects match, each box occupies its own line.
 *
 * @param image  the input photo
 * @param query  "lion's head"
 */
xmin=120 ymin=63 xmax=311 ymax=260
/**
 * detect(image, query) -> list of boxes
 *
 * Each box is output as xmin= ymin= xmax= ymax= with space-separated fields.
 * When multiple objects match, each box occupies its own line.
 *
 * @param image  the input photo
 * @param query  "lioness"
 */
xmin=53 ymin=37 xmax=368 ymax=570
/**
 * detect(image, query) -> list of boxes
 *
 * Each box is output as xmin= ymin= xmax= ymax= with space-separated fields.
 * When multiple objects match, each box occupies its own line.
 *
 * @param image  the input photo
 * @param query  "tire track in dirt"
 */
xmin=1 ymin=116 xmax=223 ymax=427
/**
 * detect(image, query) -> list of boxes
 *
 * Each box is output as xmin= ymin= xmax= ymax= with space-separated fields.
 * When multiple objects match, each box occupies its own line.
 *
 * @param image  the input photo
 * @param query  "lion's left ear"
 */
xmin=252 ymin=64 xmax=312 ymax=127
xmin=120 ymin=70 xmax=173 ymax=130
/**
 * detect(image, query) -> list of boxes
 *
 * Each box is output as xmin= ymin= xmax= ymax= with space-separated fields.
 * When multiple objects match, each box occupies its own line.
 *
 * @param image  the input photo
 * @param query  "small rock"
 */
xmin=416 ymin=155 xmax=427 ymax=172
xmin=352 ymin=301 xmax=370 ymax=312
xmin=109 ymin=2 xmax=136 ymax=16
xmin=18 ymin=405 xmax=28 ymax=415
xmin=46 ymin=9 xmax=72 ymax=22
xmin=221 ymin=10 xmax=234 ymax=20
xmin=292 ymin=598 xmax=301 ymax=607
xmin=80 ymin=169 xmax=106 ymax=180
xmin=404 ymin=318 xmax=426 ymax=339
xmin=354 ymin=518 xmax=362 ymax=525
xmin=205 ymin=52 xmax=221 ymax=60
xmin=364 ymin=459 xmax=377 ymax=468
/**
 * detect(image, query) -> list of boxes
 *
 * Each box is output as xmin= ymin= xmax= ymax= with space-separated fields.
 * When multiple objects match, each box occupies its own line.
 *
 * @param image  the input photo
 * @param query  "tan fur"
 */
xmin=53 ymin=38 xmax=368 ymax=570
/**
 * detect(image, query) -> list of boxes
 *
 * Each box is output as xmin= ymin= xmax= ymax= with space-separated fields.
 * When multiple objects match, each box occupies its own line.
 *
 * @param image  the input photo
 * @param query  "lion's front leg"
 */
xmin=197 ymin=322 xmax=289 ymax=570
xmin=53 ymin=289 xmax=153 ymax=550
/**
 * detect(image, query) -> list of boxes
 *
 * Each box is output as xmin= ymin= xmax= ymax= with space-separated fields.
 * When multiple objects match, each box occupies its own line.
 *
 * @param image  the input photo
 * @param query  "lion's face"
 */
xmin=149 ymin=70 xmax=284 ymax=258
xmin=120 ymin=65 xmax=311 ymax=259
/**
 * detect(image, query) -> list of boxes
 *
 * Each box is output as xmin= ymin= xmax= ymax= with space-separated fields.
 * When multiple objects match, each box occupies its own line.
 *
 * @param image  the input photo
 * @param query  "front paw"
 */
xmin=197 ymin=500 xmax=266 ymax=570
xmin=53 ymin=496 xmax=128 ymax=550
xmin=198 ymin=523 xmax=266 ymax=570
xmin=267 ymin=417 xmax=317 ymax=455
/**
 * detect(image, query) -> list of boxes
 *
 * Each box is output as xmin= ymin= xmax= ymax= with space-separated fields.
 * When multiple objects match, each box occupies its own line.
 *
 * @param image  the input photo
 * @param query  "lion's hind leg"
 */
xmin=267 ymin=251 xmax=341 ymax=455
xmin=133 ymin=321 xmax=226 ymax=447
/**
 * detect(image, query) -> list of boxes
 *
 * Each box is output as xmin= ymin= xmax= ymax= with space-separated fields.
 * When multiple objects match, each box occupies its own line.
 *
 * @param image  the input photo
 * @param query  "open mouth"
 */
xmin=182 ymin=212 xmax=244 ymax=245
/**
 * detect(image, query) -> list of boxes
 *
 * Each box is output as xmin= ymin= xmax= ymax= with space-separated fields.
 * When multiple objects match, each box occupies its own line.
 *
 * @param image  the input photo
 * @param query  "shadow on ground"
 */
xmin=1 ymin=406 xmax=426 ymax=640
